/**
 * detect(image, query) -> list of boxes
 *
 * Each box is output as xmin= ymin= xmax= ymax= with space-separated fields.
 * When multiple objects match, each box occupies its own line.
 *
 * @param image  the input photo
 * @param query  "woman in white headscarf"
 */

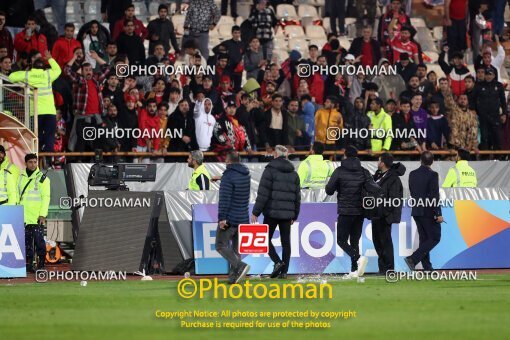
xmin=194 ymin=98 xmax=216 ymax=151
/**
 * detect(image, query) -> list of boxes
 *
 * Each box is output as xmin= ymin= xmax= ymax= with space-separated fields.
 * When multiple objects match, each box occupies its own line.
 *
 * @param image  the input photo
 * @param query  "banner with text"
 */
xmin=0 ymin=206 xmax=26 ymax=278
xmin=192 ymin=201 xmax=510 ymax=274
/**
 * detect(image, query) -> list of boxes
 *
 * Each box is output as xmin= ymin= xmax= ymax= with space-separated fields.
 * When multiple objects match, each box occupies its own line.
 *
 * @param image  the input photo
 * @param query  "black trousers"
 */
xmin=221 ymin=0 xmax=237 ymax=17
xmin=264 ymin=216 xmax=292 ymax=274
xmin=38 ymin=115 xmax=57 ymax=152
xmin=480 ymin=118 xmax=501 ymax=150
xmin=331 ymin=0 xmax=347 ymax=35
xmin=372 ymin=218 xmax=394 ymax=272
xmin=446 ymin=18 xmax=467 ymax=56
xmin=410 ymin=216 xmax=441 ymax=270
xmin=337 ymin=214 xmax=363 ymax=272
xmin=25 ymin=224 xmax=46 ymax=262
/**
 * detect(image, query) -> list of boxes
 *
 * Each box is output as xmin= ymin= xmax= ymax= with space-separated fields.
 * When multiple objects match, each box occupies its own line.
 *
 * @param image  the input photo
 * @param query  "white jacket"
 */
xmin=194 ymin=98 xmax=216 ymax=151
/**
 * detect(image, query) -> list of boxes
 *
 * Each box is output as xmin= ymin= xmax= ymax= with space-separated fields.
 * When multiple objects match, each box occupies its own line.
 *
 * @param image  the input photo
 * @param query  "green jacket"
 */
xmin=0 ymin=155 xmax=20 ymax=183
xmin=297 ymin=155 xmax=334 ymax=188
xmin=367 ymin=108 xmax=392 ymax=151
xmin=188 ymin=164 xmax=211 ymax=190
xmin=17 ymin=168 xmax=51 ymax=225
xmin=8 ymin=58 xmax=61 ymax=116
xmin=442 ymin=160 xmax=477 ymax=188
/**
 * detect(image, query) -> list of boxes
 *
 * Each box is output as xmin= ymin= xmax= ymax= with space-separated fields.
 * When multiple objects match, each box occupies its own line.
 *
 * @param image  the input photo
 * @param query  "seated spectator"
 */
xmin=211 ymin=97 xmax=252 ymax=161
xmin=315 ymin=96 xmax=343 ymax=150
xmin=427 ymin=100 xmax=450 ymax=150
xmin=52 ymin=23 xmax=81 ymax=69
xmin=118 ymin=96 xmax=139 ymax=155
xmin=438 ymin=47 xmax=470 ymax=97
xmin=14 ymin=16 xmax=48 ymax=56
xmin=168 ymin=99 xmax=199 ymax=152
xmin=116 ymin=19 xmax=146 ymax=66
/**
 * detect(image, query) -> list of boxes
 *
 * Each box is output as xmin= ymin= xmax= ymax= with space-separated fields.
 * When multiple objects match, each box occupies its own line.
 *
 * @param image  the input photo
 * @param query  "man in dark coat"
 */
xmin=251 ymin=145 xmax=301 ymax=279
xmin=216 ymin=151 xmax=251 ymax=284
xmin=371 ymin=153 xmax=405 ymax=273
xmin=147 ymin=4 xmax=180 ymax=55
xmin=406 ymin=151 xmax=443 ymax=271
xmin=167 ymin=99 xmax=199 ymax=152
xmin=326 ymin=146 xmax=381 ymax=278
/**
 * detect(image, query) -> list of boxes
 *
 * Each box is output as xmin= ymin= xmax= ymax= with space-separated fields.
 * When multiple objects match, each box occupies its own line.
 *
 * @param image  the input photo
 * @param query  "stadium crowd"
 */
xmin=0 ymin=0 xmax=510 ymax=166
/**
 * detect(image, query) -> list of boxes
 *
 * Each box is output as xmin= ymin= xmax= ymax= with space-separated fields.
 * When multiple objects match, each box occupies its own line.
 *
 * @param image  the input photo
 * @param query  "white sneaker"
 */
xmin=342 ymin=271 xmax=358 ymax=280
xmin=357 ymin=256 xmax=368 ymax=277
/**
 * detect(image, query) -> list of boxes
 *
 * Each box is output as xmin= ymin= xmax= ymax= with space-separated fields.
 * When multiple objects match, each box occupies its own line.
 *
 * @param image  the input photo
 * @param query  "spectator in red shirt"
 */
xmin=444 ymin=0 xmax=468 ymax=57
xmin=388 ymin=24 xmax=419 ymax=64
xmin=348 ymin=25 xmax=381 ymax=67
xmin=136 ymin=98 xmax=161 ymax=163
xmin=111 ymin=4 xmax=148 ymax=41
xmin=52 ymin=23 xmax=82 ymax=69
xmin=14 ymin=16 xmax=48 ymax=56
xmin=378 ymin=0 xmax=411 ymax=61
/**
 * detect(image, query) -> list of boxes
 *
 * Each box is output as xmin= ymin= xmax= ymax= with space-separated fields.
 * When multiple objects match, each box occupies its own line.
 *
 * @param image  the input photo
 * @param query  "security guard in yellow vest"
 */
xmin=18 ymin=154 xmax=51 ymax=272
xmin=367 ymin=98 xmax=392 ymax=152
xmin=8 ymin=51 xmax=61 ymax=153
xmin=442 ymin=149 xmax=477 ymax=188
xmin=0 ymin=145 xmax=21 ymax=183
xmin=0 ymin=146 xmax=18 ymax=205
xmin=298 ymin=142 xmax=334 ymax=189
xmin=187 ymin=150 xmax=211 ymax=190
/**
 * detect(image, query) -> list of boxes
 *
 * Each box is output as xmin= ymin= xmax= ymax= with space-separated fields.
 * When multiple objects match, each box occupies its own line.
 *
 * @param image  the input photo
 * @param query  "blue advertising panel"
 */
xmin=0 ymin=206 xmax=26 ymax=278
xmin=192 ymin=201 xmax=510 ymax=274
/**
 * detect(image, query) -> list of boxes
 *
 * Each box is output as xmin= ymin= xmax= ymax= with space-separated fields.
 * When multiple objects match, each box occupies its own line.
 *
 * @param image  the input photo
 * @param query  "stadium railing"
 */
xmin=0 ymin=74 xmax=39 ymax=152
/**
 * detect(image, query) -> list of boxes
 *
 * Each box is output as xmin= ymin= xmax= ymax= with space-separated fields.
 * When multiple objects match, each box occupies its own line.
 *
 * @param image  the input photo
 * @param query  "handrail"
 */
xmin=38 ymin=150 xmax=510 ymax=157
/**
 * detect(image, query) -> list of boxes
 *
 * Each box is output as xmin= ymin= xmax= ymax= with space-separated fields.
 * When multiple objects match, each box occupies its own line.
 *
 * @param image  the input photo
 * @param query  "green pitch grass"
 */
xmin=1 ymin=274 xmax=509 ymax=339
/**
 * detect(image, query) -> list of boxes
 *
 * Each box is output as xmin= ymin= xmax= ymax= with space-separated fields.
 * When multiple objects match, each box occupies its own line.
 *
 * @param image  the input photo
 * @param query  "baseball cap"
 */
xmin=226 ymin=96 xmax=237 ymax=107
xmin=345 ymin=54 xmax=355 ymax=61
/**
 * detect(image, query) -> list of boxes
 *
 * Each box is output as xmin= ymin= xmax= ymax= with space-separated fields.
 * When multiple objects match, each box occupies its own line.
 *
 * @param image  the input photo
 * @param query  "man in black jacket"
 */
xmin=326 ymin=146 xmax=381 ymax=278
xmin=147 ymin=4 xmax=180 ymax=55
xmin=474 ymin=68 xmax=506 ymax=150
xmin=348 ymin=26 xmax=381 ymax=67
xmin=168 ymin=99 xmax=199 ymax=152
xmin=216 ymin=151 xmax=251 ymax=284
xmin=101 ymin=0 xmax=132 ymax=33
xmin=371 ymin=153 xmax=405 ymax=273
xmin=344 ymin=97 xmax=371 ymax=151
xmin=405 ymin=151 xmax=443 ymax=271
xmin=251 ymin=145 xmax=301 ymax=279
xmin=115 ymin=19 xmax=145 ymax=66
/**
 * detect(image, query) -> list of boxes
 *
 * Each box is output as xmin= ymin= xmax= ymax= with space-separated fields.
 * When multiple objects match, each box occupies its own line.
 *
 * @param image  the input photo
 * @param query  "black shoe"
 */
xmin=270 ymin=262 xmax=285 ymax=279
xmin=404 ymin=257 xmax=415 ymax=271
xmin=278 ymin=273 xmax=287 ymax=279
xmin=234 ymin=263 xmax=250 ymax=284
xmin=227 ymin=269 xmax=237 ymax=284
xmin=36 ymin=256 xmax=45 ymax=270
